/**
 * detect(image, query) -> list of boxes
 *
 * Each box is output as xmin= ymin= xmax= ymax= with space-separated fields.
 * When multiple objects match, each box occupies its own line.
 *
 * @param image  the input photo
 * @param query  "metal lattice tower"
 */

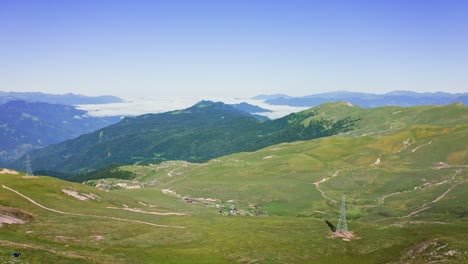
xmin=335 ymin=195 xmax=348 ymax=234
xmin=25 ymin=155 xmax=33 ymax=175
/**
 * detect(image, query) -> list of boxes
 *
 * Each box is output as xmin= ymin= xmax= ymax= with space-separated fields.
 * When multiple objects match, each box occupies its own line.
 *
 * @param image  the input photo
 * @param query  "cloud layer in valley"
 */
xmin=77 ymin=96 xmax=308 ymax=120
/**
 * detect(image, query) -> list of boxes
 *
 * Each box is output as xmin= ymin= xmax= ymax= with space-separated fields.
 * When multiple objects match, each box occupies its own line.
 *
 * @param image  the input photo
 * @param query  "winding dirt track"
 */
xmin=2 ymin=185 xmax=185 ymax=229
xmin=313 ymin=170 xmax=339 ymax=203
xmin=375 ymin=180 xmax=467 ymax=222
xmin=106 ymin=206 xmax=186 ymax=215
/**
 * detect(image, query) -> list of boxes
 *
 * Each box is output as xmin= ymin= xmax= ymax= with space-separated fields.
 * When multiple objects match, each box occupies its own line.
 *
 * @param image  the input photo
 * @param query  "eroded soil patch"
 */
xmin=0 ymin=207 xmax=33 ymax=226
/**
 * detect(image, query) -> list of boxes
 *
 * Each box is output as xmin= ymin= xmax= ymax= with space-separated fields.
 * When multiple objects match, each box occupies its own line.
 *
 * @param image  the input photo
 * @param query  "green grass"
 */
xmin=1 ymin=164 xmax=467 ymax=263
xmin=108 ymin=124 xmax=467 ymax=219
xmin=1 ymin=104 xmax=468 ymax=263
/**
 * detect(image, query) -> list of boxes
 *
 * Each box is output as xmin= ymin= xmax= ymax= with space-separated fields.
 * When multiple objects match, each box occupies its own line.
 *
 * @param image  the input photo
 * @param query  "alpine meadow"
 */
xmin=1 ymin=1 xmax=468 ymax=263
xmin=1 ymin=101 xmax=467 ymax=263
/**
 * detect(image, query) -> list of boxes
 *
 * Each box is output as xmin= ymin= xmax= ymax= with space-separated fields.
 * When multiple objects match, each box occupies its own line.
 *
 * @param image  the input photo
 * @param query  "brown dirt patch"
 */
xmin=62 ymin=189 xmax=100 ymax=201
xmin=22 ymin=175 xmax=39 ymax=179
xmin=0 ymin=168 xmax=19 ymax=174
xmin=0 ymin=207 xmax=33 ymax=226
xmin=433 ymin=162 xmax=451 ymax=169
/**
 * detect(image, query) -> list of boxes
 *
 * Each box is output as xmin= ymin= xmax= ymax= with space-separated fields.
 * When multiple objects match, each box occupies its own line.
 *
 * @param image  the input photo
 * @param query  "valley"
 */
xmin=0 ymin=102 xmax=467 ymax=263
xmin=3 ymin=0 xmax=468 ymax=262
xmin=0 ymin=100 xmax=120 ymax=166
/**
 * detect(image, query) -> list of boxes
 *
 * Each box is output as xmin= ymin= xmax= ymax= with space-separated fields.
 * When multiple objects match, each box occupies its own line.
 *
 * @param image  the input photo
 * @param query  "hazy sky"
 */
xmin=1 ymin=0 xmax=467 ymax=98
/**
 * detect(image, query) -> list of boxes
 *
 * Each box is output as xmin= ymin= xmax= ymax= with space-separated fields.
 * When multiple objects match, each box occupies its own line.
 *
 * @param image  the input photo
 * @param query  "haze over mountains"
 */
xmin=4 ymin=90 xmax=467 ymax=175
xmin=0 ymin=100 xmax=121 ymax=166
xmin=14 ymin=101 xmax=358 ymax=175
xmin=0 ymin=92 xmax=128 ymax=165
xmin=255 ymin=90 xmax=468 ymax=108
xmin=0 ymin=91 xmax=123 ymax=105
xmin=0 ymin=92 xmax=281 ymax=167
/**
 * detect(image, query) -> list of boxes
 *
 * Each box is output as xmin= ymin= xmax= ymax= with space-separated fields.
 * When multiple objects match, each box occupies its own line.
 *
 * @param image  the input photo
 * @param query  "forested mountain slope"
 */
xmin=14 ymin=101 xmax=359 ymax=173
xmin=0 ymin=100 xmax=120 ymax=166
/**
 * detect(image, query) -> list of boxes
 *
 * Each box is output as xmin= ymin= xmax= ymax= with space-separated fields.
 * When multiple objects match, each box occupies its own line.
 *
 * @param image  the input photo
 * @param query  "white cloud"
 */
xmin=77 ymin=96 xmax=309 ymax=120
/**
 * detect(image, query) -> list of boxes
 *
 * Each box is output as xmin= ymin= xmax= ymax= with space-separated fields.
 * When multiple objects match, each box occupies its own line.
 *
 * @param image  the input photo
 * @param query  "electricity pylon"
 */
xmin=25 ymin=155 xmax=33 ymax=175
xmin=335 ymin=194 xmax=348 ymax=234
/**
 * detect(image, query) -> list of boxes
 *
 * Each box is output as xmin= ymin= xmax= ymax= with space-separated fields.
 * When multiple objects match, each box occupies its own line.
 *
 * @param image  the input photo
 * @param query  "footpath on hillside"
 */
xmin=2 ymin=184 xmax=185 ymax=229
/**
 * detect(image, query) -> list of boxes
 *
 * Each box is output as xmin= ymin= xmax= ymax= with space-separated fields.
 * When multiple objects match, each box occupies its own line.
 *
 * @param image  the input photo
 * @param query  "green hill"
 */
xmin=114 ymin=124 xmax=466 ymax=219
xmin=0 ymin=103 xmax=467 ymax=263
xmin=14 ymin=101 xmax=359 ymax=174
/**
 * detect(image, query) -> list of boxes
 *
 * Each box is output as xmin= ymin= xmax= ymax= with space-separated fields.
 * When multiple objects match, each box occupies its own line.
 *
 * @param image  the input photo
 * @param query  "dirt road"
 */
xmin=2 ymin=185 xmax=185 ymax=228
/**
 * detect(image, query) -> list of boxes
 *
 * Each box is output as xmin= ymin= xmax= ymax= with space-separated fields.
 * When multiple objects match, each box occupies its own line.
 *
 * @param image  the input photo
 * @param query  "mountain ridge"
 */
xmin=255 ymin=90 xmax=468 ymax=107
xmin=0 ymin=100 xmax=121 ymax=166
xmin=0 ymin=91 xmax=123 ymax=105
xmin=13 ymin=100 xmax=359 ymax=174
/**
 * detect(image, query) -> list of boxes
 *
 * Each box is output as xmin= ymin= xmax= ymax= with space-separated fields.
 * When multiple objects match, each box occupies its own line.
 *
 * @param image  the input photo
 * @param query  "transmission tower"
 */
xmin=335 ymin=194 xmax=348 ymax=234
xmin=25 ymin=155 xmax=34 ymax=175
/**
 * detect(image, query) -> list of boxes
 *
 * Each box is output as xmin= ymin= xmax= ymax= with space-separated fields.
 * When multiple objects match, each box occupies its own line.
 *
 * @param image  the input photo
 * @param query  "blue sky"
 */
xmin=1 ymin=0 xmax=467 ymax=98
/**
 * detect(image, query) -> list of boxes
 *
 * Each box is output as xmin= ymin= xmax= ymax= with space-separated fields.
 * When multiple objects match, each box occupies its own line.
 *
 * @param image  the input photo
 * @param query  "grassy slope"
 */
xmin=113 ymin=124 xmax=467 ymax=219
xmin=1 ymin=103 xmax=467 ymax=263
xmin=109 ymin=104 xmax=468 ymax=217
xmin=2 ymin=172 xmax=466 ymax=264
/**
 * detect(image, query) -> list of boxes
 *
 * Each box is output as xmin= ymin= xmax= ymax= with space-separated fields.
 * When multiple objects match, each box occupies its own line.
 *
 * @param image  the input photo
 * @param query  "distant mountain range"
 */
xmin=13 ymin=100 xmax=359 ymax=174
xmin=229 ymin=102 xmax=272 ymax=113
xmin=229 ymin=102 xmax=271 ymax=121
xmin=0 ymin=100 xmax=121 ymax=166
xmin=0 ymin=91 xmax=123 ymax=105
xmin=251 ymin=94 xmax=293 ymax=100
xmin=254 ymin=90 xmax=468 ymax=107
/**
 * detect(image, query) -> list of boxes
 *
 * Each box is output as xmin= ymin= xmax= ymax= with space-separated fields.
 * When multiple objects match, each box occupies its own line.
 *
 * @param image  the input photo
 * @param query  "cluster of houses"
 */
xmin=181 ymin=197 xmax=241 ymax=215
xmin=217 ymin=205 xmax=237 ymax=215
